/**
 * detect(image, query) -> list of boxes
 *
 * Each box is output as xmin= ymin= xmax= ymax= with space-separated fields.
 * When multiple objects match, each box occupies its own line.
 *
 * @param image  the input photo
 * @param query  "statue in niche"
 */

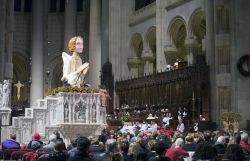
xmin=61 ymin=36 xmax=89 ymax=87
xmin=76 ymin=110 xmax=86 ymax=120
xmin=2 ymin=80 xmax=10 ymax=107
xmin=74 ymin=101 xmax=86 ymax=121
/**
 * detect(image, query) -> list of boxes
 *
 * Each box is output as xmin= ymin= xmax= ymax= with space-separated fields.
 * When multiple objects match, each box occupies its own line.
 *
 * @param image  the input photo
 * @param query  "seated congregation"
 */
xmin=1 ymin=126 xmax=250 ymax=161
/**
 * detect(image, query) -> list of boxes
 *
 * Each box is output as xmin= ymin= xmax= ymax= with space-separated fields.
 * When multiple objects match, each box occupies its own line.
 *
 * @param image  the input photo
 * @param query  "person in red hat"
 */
xmin=27 ymin=133 xmax=43 ymax=151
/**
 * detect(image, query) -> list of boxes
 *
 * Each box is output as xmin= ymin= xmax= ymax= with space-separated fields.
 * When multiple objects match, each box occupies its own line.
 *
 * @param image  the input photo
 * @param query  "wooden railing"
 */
xmin=115 ymin=62 xmax=210 ymax=124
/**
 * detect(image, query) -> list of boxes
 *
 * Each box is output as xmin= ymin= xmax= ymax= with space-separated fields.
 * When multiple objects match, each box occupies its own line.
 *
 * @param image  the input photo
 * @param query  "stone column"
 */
xmin=97 ymin=95 xmax=100 ymax=123
xmin=5 ymin=0 xmax=14 ymax=80
xmin=205 ymin=0 xmax=216 ymax=121
xmin=120 ymin=0 xmax=130 ymax=78
xmin=1 ymin=0 xmax=14 ymax=110
xmin=156 ymin=0 xmax=167 ymax=70
xmin=185 ymin=37 xmax=199 ymax=65
xmin=109 ymin=0 xmax=121 ymax=80
xmin=0 ymin=0 xmax=6 ymax=81
xmin=69 ymin=98 xmax=72 ymax=123
xmin=89 ymin=0 xmax=101 ymax=87
xmin=141 ymin=49 xmax=154 ymax=74
xmin=101 ymin=0 xmax=109 ymax=66
xmin=127 ymin=57 xmax=140 ymax=77
xmin=30 ymin=0 xmax=44 ymax=106
xmin=96 ymin=107 xmax=99 ymax=123
xmin=86 ymin=103 xmax=89 ymax=123
xmin=0 ymin=0 xmax=14 ymax=82
xmin=63 ymin=0 xmax=76 ymax=52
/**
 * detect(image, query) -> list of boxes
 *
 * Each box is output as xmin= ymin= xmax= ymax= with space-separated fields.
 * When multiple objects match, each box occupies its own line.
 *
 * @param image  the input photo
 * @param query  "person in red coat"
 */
xmin=165 ymin=138 xmax=188 ymax=161
xmin=240 ymin=132 xmax=250 ymax=154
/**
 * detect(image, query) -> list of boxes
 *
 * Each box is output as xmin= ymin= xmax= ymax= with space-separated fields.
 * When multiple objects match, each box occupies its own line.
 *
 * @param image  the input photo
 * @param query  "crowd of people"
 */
xmin=1 ymin=124 xmax=250 ymax=161
xmin=2 ymin=105 xmax=248 ymax=161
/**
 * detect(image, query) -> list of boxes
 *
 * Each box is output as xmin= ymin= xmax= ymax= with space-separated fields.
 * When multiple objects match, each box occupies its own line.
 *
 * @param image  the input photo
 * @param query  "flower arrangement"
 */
xmin=106 ymin=114 xmax=123 ymax=127
xmin=220 ymin=112 xmax=242 ymax=132
xmin=47 ymin=86 xmax=100 ymax=96
xmin=121 ymin=113 xmax=131 ymax=122
xmin=106 ymin=114 xmax=112 ymax=121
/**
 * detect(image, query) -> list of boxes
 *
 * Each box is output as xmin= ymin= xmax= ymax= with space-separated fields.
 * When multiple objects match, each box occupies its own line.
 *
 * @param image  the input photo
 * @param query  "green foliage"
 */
xmin=47 ymin=86 xmax=100 ymax=96
xmin=106 ymin=114 xmax=112 ymax=121
xmin=220 ymin=112 xmax=242 ymax=123
xmin=121 ymin=114 xmax=131 ymax=122
xmin=237 ymin=55 xmax=250 ymax=77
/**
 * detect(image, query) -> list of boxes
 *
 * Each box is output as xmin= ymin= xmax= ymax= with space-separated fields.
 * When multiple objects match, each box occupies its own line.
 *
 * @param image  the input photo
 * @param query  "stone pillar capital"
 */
xmin=164 ymin=45 xmax=177 ymax=65
xmin=184 ymin=37 xmax=199 ymax=48
xmin=164 ymin=45 xmax=177 ymax=55
xmin=141 ymin=49 xmax=155 ymax=62
xmin=185 ymin=37 xmax=200 ymax=65
xmin=127 ymin=57 xmax=140 ymax=69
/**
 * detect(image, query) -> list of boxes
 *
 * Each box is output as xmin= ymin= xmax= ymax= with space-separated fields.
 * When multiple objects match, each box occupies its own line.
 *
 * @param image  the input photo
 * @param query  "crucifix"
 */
xmin=14 ymin=81 xmax=24 ymax=100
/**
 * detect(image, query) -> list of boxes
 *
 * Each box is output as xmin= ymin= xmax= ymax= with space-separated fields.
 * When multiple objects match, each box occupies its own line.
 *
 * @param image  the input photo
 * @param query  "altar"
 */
xmin=6 ymin=92 xmax=107 ymax=144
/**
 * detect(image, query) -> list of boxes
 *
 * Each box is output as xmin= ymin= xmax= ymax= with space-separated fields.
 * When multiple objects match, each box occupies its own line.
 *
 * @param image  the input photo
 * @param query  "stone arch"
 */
xmin=188 ymin=8 xmax=206 ymax=53
xmin=168 ymin=16 xmax=188 ymax=61
xmin=13 ymin=53 xmax=30 ymax=104
xmin=145 ymin=26 xmax=156 ymax=55
xmin=129 ymin=33 xmax=144 ymax=77
xmin=145 ymin=26 xmax=156 ymax=73
xmin=130 ymin=33 xmax=143 ymax=57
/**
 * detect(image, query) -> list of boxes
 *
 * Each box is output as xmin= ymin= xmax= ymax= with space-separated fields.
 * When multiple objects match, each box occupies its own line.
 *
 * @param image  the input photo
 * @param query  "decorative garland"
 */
xmin=237 ymin=55 xmax=250 ymax=77
xmin=47 ymin=86 xmax=100 ymax=96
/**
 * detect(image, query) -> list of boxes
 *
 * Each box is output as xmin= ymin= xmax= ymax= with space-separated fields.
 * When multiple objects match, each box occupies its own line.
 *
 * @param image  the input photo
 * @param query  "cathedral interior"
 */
xmin=1 ymin=0 xmax=250 ymax=131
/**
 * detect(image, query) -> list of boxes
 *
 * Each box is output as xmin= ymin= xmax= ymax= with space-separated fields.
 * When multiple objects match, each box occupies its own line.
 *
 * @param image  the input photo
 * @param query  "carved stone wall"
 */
xmin=5 ymin=92 xmax=106 ymax=144
xmin=0 ymin=82 xmax=12 ymax=141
